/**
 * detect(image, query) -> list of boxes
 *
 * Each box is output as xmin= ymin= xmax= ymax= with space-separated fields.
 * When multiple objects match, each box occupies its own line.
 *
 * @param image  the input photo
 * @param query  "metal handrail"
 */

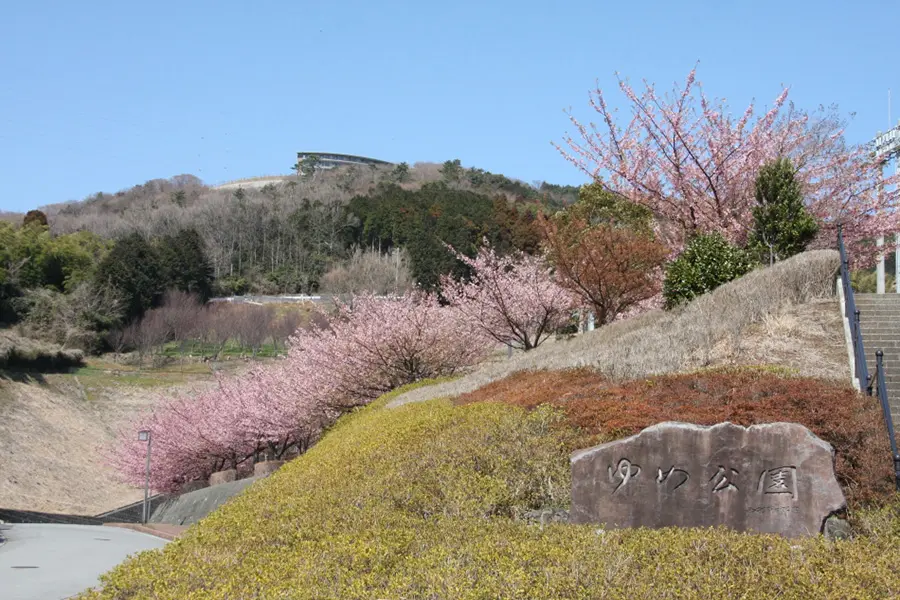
xmin=839 ymin=225 xmax=900 ymax=490
xmin=873 ymin=351 xmax=900 ymax=491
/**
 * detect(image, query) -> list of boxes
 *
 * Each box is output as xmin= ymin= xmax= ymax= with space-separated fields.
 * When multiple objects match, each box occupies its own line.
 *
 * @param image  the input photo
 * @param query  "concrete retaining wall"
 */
xmin=150 ymin=476 xmax=265 ymax=526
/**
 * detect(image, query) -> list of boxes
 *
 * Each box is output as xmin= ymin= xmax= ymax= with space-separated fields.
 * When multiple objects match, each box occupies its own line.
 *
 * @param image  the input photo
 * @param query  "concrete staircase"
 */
xmin=853 ymin=293 xmax=900 ymax=433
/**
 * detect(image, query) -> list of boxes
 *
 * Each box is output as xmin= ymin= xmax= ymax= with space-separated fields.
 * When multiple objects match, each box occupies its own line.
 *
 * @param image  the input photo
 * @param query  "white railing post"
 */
xmin=896 ymin=232 xmax=900 ymax=294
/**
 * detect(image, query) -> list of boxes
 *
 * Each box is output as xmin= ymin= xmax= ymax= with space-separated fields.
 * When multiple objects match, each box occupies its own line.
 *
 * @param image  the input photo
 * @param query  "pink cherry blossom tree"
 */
xmin=555 ymin=66 xmax=900 ymax=265
xmin=109 ymin=291 xmax=490 ymax=491
xmin=108 ymin=369 xmax=323 ymax=492
xmin=440 ymin=243 xmax=578 ymax=351
xmin=287 ymin=292 xmax=490 ymax=407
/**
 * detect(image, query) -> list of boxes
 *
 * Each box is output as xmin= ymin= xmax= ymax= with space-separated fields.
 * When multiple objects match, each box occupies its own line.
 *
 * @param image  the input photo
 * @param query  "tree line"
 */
xmin=36 ymin=162 xmax=576 ymax=296
xmin=1 ymin=154 xmax=818 ymax=359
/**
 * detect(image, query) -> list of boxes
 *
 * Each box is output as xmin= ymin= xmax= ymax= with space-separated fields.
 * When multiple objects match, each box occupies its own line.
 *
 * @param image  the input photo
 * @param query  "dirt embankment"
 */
xmin=0 ymin=363 xmax=222 ymax=515
xmin=388 ymin=251 xmax=847 ymax=408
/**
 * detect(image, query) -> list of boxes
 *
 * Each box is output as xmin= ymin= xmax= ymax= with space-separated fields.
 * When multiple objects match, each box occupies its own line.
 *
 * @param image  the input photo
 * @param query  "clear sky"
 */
xmin=1 ymin=0 xmax=898 ymax=212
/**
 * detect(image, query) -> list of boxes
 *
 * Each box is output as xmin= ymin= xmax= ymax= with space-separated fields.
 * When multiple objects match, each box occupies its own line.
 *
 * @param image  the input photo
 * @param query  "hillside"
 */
xmin=389 ymin=250 xmax=847 ymax=407
xmin=72 ymin=249 xmax=900 ymax=599
xmin=40 ymin=163 xmax=576 ymax=231
xmin=0 ymin=360 xmax=232 ymax=515
xmin=23 ymin=161 xmax=578 ymax=297
xmin=77 ymin=382 xmax=898 ymax=599
xmin=0 ymin=250 xmax=847 ymax=518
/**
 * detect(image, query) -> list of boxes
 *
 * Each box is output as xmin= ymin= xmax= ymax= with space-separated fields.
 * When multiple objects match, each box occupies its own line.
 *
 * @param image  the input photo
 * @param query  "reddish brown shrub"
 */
xmin=456 ymin=368 xmax=894 ymax=506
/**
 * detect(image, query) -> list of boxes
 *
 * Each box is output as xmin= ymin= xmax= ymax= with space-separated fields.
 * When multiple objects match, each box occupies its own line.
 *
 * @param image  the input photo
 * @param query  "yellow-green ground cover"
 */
xmin=79 ymin=383 xmax=900 ymax=600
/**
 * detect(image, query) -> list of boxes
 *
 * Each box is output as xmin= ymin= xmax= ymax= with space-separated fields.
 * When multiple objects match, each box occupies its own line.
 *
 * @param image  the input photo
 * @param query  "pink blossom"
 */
xmin=556 ymin=67 xmax=900 ymax=265
xmin=441 ymin=242 xmax=578 ymax=351
xmin=108 ymin=292 xmax=488 ymax=491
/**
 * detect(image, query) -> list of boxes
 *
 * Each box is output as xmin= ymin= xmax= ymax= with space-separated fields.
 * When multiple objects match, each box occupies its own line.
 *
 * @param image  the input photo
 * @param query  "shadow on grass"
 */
xmin=0 ymin=368 xmax=51 ymax=384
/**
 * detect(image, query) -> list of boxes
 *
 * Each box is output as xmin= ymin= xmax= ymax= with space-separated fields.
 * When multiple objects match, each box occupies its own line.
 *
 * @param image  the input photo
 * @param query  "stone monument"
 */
xmin=570 ymin=422 xmax=846 ymax=537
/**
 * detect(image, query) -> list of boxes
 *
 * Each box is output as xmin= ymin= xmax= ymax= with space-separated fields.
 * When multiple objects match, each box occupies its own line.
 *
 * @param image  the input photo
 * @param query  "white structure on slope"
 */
xmin=874 ymin=122 xmax=900 ymax=294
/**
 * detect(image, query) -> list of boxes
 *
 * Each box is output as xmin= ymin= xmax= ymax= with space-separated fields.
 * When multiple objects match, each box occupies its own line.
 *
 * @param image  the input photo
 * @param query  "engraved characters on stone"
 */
xmin=656 ymin=466 xmax=690 ymax=490
xmin=607 ymin=458 xmax=641 ymax=493
xmin=758 ymin=466 xmax=798 ymax=501
xmin=709 ymin=466 xmax=740 ymax=493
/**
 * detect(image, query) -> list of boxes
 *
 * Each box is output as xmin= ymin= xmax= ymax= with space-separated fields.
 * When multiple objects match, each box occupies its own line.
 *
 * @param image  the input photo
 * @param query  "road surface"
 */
xmin=0 ymin=523 xmax=167 ymax=600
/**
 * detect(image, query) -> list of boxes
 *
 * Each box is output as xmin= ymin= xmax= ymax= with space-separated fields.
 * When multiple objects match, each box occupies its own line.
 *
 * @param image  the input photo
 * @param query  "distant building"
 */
xmin=213 ymin=153 xmax=397 ymax=191
xmin=296 ymin=152 xmax=394 ymax=170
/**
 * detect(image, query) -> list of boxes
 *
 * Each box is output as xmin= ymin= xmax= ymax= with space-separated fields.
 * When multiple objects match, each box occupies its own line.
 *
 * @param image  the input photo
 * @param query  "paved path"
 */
xmin=0 ymin=523 xmax=167 ymax=600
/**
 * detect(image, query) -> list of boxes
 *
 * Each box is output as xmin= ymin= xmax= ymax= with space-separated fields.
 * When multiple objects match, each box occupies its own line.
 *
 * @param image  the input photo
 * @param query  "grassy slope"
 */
xmin=73 ymin=250 xmax=900 ymax=598
xmin=389 ymin=250 xmax=845 ymax=408
xmin=0 ymin=359 xmax=236 ymax=515
xmin=78 ymin=385 xmax=900 ymax=600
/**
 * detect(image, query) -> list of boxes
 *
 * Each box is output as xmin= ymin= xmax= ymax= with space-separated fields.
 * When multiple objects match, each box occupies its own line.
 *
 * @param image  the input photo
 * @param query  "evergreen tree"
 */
xmin=23 ymin=209 xmax=49 ymax=228
xmin=157 ymin=228 xmax=215 ymax=301
xmin=568 ymin=183 xmax=654 ymax=234
xmin=94 ymin=233 xmax=165 ymax=320
xmin=391 ymin=162 xmax=410 ymax=183
xmin=748 ymin=157 xmax=819 ymax=265
xmin=440 ymin=159 xmax=463 ymax=184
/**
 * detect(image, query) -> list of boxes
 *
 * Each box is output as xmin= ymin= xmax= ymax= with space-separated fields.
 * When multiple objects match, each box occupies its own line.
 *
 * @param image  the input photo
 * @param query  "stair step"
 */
xmin=867 ymin=355 xmax=900 ymax=362
xmin=854 ymin=293 xmax=900 ymax=298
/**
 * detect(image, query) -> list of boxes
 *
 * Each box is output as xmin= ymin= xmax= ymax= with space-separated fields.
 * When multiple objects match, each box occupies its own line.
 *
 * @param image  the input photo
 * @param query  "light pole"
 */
xmin=138 ymin=430 xmax=152 ymax=524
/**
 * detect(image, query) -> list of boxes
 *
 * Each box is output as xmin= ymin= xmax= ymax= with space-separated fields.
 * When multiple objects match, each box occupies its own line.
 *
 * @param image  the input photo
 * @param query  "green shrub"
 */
xmin=664 ymin=232 xmax=756 ymax=308
xmin=851 ymin=269 xmax=895 ymax=294
xmin=78 ymin=392 xmax=900 ymax=599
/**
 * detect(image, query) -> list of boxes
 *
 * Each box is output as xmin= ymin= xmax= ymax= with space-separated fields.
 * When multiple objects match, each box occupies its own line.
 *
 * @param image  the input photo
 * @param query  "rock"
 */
xmin=180 ymin=480 xmax=209 ymax=494
xmin=824 ymin=516 xmax=853 ymax=541
xmin=522 ymin=508 xmax=569 ymax=526
xmin=208 ymin=469 xmax=237 ymax=486
xmin=253 ymin=460 xmax=285 ymax=477
xmin=570 ymin=422 xmax=846 ymax=538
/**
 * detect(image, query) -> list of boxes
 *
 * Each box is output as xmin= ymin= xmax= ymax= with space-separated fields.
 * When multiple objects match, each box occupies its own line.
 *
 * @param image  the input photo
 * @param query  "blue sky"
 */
xmin=1 ymin=0 xmax=898 ymax=212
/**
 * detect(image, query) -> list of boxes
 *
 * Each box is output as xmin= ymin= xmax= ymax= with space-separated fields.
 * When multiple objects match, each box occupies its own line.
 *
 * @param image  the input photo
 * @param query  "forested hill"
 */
xmin=25 ymin=161 xmax=578 ymax=295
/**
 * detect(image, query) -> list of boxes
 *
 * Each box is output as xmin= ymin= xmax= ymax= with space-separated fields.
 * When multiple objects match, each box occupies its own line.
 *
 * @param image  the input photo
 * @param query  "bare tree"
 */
xmin=321 ymin=247 xmax=414 ymax=295
xmin=126 ymin=309 xmax=170 ymax=366
xmin=270 ymin=309 xmax=304 ymax=352
xmin=233 ymin=304 xmax=276 ymax=356
xmin=106 ymin=327 xmax=129 ymax=361
xmin=158 ymin=290 xmax=204 ymax=355
xmin=201 ymin=305 xmax=239 ymax=359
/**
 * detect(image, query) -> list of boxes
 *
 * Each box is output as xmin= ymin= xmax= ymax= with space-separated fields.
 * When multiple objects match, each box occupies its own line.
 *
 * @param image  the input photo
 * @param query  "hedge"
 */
xmin=458 ymin=367 xmax=896 ymax=507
